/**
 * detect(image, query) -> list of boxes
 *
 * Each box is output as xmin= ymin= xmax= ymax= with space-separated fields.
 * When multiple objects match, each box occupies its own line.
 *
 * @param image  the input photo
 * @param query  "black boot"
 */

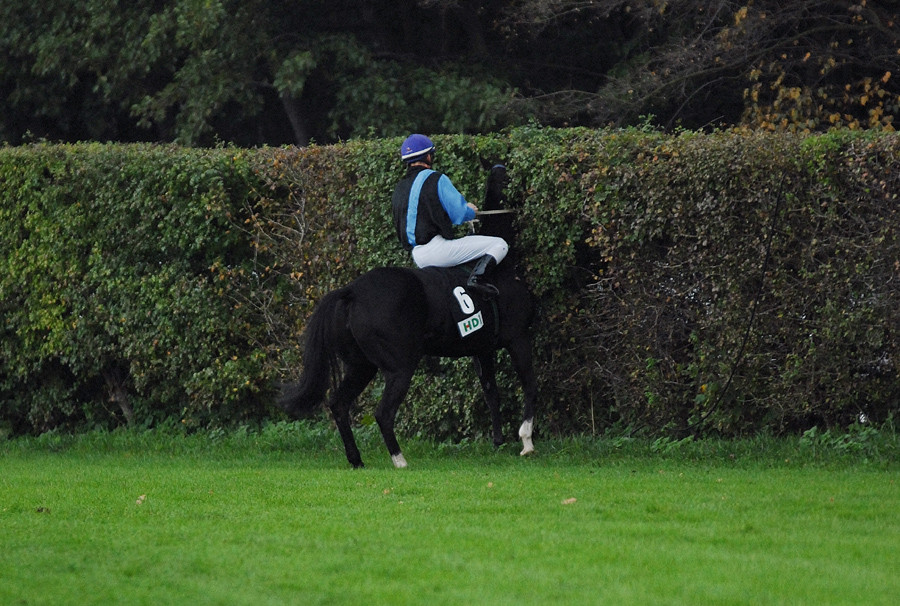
xmin=467 ymin=255 xmax=500 ymax=298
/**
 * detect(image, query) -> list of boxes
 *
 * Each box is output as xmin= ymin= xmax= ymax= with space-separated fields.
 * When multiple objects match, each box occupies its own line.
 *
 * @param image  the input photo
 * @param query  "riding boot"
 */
xmin=467 ymin=254 xmax=500 ymax=298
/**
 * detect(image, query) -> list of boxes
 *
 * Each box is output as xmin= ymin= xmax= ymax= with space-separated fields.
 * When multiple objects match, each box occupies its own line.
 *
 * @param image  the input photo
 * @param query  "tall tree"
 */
xmin=0 ymin=0 xmax=164 ymax=142
xmin=0 ymin=0 xmax=517 ymax=145
xmin=498 ymin=0 xmax=900 ymax=131
xmin=1 ymin=1 xmax=896 ymax=144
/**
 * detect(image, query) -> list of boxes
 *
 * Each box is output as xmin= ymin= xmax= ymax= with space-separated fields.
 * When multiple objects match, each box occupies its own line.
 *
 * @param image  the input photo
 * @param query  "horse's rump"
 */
xmin=339 ymin=267 xmax=430 ymax=366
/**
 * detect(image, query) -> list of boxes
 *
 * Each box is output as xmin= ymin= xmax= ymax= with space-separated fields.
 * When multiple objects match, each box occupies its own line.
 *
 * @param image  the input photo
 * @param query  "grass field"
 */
xmin=1 ymin=422 xmax=898 ymax=605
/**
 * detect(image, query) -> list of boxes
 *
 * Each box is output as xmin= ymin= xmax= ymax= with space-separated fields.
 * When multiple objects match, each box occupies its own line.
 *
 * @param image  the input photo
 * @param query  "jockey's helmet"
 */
xmin=400 ymin=134 xmax=434 ymax=163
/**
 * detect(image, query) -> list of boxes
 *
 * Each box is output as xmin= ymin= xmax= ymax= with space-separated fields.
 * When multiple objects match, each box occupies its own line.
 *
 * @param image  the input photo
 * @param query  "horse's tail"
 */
xmin=279 ymin=288 xmax=350 ymax=417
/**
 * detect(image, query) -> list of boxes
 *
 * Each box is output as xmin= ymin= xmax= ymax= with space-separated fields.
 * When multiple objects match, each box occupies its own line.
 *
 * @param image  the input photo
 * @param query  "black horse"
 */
xmin=280 ymin=164 xmax=537 ymax=468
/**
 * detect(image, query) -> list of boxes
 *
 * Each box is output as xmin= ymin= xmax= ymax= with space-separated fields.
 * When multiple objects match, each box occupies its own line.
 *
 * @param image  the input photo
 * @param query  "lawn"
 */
xmin=1 ymin=423 xmax=897 ymax=605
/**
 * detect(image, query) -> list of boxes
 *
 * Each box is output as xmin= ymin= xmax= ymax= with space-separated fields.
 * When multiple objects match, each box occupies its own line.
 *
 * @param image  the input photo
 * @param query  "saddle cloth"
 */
xmin=418 ymin=266 xmax=499 ymax=340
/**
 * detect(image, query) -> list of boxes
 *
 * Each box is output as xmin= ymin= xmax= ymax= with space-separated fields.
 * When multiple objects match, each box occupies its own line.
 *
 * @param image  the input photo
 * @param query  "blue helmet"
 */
xmin=400 ymin=134 xmax=435 ymax=163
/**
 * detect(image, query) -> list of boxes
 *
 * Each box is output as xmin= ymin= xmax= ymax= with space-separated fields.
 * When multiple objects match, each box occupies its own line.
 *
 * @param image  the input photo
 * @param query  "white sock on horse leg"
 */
xmin=518 ymin=419 xmax=534 ymax=456
xmin=391 ymin=453 xmax=408 ymax=468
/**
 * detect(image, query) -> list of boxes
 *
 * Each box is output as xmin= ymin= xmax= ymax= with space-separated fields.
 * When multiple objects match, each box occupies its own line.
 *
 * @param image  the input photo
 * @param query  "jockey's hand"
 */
xmin=467 ymin=202 xmax=479 ymax=212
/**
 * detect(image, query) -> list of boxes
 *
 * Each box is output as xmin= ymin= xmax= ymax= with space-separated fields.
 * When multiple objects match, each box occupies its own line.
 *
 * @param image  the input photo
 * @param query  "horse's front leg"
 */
xmin=508 ymin=337 xmax=537 ymax=456
xmin=473 ymin=353 xmax=503 ymax=447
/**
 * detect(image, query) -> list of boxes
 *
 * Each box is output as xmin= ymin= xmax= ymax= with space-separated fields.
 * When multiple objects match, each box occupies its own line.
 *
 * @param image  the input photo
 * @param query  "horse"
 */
xmin=279 ymin=163 xmax=537 ymax=468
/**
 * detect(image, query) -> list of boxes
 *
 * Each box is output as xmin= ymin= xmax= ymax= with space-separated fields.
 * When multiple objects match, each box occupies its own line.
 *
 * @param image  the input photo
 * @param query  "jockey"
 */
xmin=391 ymin=134 xmax=508 ymax=298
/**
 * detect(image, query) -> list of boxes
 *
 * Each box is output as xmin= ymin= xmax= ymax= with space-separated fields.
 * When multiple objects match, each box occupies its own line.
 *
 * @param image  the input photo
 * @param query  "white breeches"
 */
xmin=412 ymin=235 xmax=508 ymax=269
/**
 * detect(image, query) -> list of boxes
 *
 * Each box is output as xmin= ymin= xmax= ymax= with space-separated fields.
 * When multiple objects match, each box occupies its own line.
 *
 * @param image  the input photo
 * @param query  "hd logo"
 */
xmin=457 ymin=311 xmax=484 ymax=337
xmin=452 ymin=286 xmax=484 ymax=338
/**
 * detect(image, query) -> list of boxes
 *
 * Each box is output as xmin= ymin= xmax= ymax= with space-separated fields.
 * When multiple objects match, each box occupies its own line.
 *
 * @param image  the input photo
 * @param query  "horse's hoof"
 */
xmin=520 ymin=445 xmax=535 ymax=456
xmin=391 ymin=453 xmax=408 ymax=468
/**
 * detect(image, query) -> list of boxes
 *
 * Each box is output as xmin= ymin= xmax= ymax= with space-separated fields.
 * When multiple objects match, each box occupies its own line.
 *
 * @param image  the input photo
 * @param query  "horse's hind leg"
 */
xmin=474 ymin=353 xmax=504 ymax=447
xmin=508 ymin=337 xmax=538 ymax=456
xmin=329 ymin=362 xmax=377 ymax=468
xmin=375 ymin=368 xmax=415 ymax=468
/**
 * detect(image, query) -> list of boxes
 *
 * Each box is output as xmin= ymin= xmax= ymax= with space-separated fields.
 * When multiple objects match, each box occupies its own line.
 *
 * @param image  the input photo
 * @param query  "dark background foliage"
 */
xmin=1 ymin=129 xmax=896 ymax=440
xmin=1 ymin=1 xmax=897 ymax=146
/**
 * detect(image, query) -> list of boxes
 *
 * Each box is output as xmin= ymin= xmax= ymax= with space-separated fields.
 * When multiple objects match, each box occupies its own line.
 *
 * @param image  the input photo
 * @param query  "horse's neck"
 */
xmin=481 ymin=169 xmax=518 ymax=262
xmin=482 ymin=190 xmax=505 ymax=212
xmin=481 ymin=215 xmax=515 ymax=246
xmin=495 ymin=249 xmax=522 ymax=281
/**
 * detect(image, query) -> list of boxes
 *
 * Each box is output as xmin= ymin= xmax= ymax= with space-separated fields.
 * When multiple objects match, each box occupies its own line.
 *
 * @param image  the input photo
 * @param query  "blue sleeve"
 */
xmin=437 ymin=174 xmax=475 ymax=224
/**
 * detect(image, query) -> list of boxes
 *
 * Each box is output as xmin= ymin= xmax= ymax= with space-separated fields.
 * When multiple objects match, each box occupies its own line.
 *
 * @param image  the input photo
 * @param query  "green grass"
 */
xmin=1 ymin=423 xmax=898 ymax=605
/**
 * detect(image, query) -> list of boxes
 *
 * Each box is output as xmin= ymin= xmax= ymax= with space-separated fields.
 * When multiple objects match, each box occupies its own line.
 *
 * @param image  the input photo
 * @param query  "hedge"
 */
xmin=0 ymin=129 xmax=897 ymax=440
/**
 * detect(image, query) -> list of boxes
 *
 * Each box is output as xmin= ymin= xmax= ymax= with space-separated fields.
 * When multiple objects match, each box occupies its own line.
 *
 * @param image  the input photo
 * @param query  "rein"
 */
xmin=467 ymin=209 xmax=516 ymax=234
xmin=476 ymin=209 xmax=517 ymax=216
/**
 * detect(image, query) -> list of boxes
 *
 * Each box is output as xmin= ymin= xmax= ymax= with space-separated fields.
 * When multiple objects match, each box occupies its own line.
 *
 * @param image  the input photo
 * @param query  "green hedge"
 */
xmin=1 ymin=129 xmax=897 ymax=439
xmin=0 ymin=144 xmax=267 ymax=433
xmin=563 ymin=130 xmax=899 ymax=436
